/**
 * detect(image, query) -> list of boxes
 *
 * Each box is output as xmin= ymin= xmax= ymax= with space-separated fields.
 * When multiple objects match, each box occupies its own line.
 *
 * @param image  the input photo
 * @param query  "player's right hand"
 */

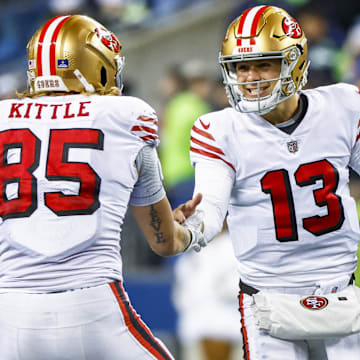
xmin=173 ymin=193 xmax=202 ymax=224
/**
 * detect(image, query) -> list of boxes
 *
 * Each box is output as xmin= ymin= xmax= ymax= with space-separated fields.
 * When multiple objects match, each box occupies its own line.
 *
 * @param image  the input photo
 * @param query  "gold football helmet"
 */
xmin=26 ymin=15 xmax=124 ymax=94
xmin=219 ymin=5 xmax=310 ymax=114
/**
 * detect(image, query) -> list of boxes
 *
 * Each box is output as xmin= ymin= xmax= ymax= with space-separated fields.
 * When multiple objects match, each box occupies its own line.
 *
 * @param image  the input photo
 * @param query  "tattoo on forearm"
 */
xmin=155 ymin=232 xmax=165 ymax=243
xmin=150 ymin=205 xmax=161 ymax=231
xmin=150 ymin=205 xmax=166 ymax=243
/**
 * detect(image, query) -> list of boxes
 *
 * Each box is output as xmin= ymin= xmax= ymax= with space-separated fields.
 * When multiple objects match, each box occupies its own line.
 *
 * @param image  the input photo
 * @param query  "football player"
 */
xmin=175 ymin=5 xmax=360 ymax=359
xmin=0 ymin=15 xmax=203 ymax=360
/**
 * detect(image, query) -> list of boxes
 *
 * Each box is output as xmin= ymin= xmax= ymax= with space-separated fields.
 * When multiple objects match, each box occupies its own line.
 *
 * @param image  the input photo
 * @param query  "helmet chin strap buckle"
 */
xmin=74 ymin=69 xmax=95 ymax=92
xmin=286 ymin=82 xmax=296 ymax=94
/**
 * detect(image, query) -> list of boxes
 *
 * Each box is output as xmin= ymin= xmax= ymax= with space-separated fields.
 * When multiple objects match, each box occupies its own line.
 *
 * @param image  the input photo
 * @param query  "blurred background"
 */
xmin=1 ymin=0 xmax=360 ymax=359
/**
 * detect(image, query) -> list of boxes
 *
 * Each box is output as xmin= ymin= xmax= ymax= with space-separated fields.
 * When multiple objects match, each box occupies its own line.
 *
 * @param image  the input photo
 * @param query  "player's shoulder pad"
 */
xmin=190 ymin=108 xmax=236 ymax=172
xmin=101 ymin=95 xmax=154 ymax=114
xmin=334 ymin=83 xmax=360 ymax=112
xmin=98 ymin=95 xmax=159 ymax=146
xmin=314 ymin=83 xmax=360 ymax=111
xmin=328 ymin=82 xmax=359 ymax=96
xmin=192 ymin=108 xmax=231 ymax=135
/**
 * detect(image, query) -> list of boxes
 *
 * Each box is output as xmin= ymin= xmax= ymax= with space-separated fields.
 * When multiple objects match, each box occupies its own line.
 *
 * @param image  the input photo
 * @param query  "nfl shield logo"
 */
xmin=287 ymin=140 xmax=298 ymax=153
xmin=58 ymin=59 xmax=69 ymax=68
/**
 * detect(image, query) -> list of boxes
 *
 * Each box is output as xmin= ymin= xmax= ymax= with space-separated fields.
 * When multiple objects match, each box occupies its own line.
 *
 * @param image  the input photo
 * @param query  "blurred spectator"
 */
xmin=47 ymin=0 xmax=126 ymax=25
xmin=48 ymin=0 xmax=88 ymax=14
xmin=341 ymin=16 xmax=360 ymax=87
xmin=147 ymin=0 xmax=212 ymax=20
xmin=173 ymin=226 xmax=242 ymax=360
xmin=159 ymin=59 xmax=213 ymax=208
xmin=0 ymin=72 xmax=23 ymax=99
xmin=209 ymin=77 xmax=229 ymax=112
xmin=147 ymin=0 xmax=184 ymax=19
xmin=159 ymin=65 xmax=188 ymax=104
xmin=356 ymin=248 xmax=360 ymax=286
xmin=301 ymin=0 xmax=360 ymax=34
xmin=47 ymin=0 xmax=214 ymax=31
xmin=227 ymin=0 xmax=309 ymax=28
xmin=296 ymin=6 xmax=345 ymax=87
xmin=0 ymin=1 xmax=49 ymax=65
xmin=0 ymin=0 xmax=50 ymax=98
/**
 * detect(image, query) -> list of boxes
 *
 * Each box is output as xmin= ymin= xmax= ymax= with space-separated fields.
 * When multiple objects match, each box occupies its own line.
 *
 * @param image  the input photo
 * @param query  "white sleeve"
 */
xmin=342 ymin=83 xmax=360 ymax=174
xmin=193 ymin=160 xmax=235 ymax=242
xmin=350 ymin=140 xmax=360 ymax=175
xmin=350 ymin=117 xmax=360 ymax=175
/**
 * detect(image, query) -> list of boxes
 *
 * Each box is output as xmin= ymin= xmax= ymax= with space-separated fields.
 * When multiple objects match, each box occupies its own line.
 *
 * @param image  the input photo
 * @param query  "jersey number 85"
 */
xmin=0 ymin=128 xmax=103 ymax=220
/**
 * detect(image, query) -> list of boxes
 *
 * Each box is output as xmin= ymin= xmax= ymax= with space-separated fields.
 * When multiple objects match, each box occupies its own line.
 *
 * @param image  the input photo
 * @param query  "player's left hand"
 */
xmin=173 ymin=193 xmax=202 ymax=224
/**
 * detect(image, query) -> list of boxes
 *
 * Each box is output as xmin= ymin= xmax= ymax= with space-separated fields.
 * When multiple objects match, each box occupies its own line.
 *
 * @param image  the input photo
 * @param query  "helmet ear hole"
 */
xmin=101 ymin=66 xmax=107 ymax=86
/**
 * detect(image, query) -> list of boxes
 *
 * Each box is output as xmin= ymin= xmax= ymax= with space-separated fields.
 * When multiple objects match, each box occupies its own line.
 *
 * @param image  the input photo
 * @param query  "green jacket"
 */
xmin=160 ymin=91 xmax=211 ymax=187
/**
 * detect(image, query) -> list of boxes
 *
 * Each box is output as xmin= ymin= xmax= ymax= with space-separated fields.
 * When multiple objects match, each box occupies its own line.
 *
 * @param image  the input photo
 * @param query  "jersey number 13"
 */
xmin=261 ymin=159 xmax=345 ymax=242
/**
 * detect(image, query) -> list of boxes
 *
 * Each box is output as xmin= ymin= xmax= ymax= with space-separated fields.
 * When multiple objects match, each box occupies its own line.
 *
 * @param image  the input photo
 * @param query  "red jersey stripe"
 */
xmin=49 ymin=16 xmax=72 ymax=75
xmin=137 ymin=115 xmax=158 ymax=125
xmin=190 ymin=146 xmax=235 ymax=172
xmin=356 ymin=120 xmax=360 ymax=142
xmin=190 ymin=136 xmax=225 ymax=155
xmin=37 ymin=16 xmax=62 ymax=76
xmin=192 ymin=125 xmax=215 ymax=141
xmin=141 ymin=135 xmax=158 ymax=142
xmin=131 ymin=125 xmax=157 ymax=134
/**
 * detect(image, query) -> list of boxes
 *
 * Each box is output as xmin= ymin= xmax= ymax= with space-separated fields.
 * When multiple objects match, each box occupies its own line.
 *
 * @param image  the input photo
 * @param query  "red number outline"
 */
xmin=0 ymin=128 xmax=103 ymax=219
xmin=0 ymin=129 xmax=40 ymax=219
xmin=295 ymin=159 xmax=344 ymax=236
xmin=261 ymin=159 xmax=344 ymax=242
xmin=261 ymin=169 xmax=298 ymax=242
xmin=45 ymin=129 xmax=104 ymax=216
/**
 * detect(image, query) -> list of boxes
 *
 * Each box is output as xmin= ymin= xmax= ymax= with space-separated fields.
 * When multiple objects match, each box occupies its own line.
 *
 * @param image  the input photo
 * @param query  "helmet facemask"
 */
xmin=114 ymin=55 xmax=125 ymax=92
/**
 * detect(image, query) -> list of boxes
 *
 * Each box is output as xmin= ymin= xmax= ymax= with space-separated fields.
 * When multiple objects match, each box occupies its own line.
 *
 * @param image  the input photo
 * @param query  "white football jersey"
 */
xmin=190 ymin=83 xmax=360 ymax=287
xmin=0 ymin=94 xmax=160 ymax=292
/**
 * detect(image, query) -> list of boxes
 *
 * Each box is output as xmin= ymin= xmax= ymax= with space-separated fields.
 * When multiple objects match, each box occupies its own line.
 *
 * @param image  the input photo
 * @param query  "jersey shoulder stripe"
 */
xmin=190 ymin=146 xmax=235 ymax=172
xmin=104 ymin=95 xmax=159 ymax=146
xmin=190 ymin=116 xmax=235 ymax=172
xmin=130 ymin=113 xmax=159 ymax=145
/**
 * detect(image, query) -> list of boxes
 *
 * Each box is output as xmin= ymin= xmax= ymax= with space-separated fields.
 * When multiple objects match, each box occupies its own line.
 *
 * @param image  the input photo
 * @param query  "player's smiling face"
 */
xmin=235 ymin=59 xmax=282 ymax=99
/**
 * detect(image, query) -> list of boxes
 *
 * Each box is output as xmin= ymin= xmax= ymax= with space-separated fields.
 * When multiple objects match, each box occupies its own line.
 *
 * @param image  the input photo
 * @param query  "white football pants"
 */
xmin=0 ymin=281 xmax=174 ymax=360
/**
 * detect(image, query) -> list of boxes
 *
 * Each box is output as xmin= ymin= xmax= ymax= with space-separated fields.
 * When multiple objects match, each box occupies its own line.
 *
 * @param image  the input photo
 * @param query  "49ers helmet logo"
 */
xmin=300 ymin=296 xmax=328 ymax=310
xmin=95 ymin=28 xmax=120 ymax=52
xmin=282 ymin=16 xmax=303 ymax=38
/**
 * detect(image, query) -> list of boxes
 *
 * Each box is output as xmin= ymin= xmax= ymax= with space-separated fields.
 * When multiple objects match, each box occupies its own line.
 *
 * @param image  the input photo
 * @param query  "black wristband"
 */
xmin=183 ymin=229 xmax=193 ymax=252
